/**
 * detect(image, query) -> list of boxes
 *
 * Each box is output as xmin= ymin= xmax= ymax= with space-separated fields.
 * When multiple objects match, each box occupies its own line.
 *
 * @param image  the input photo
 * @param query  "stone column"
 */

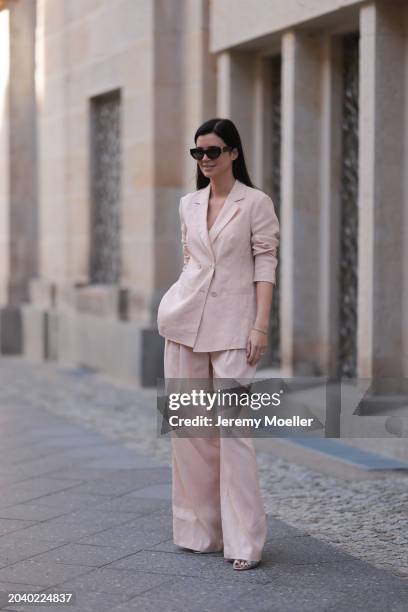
xmin=36 ymin=0 xmax=66 ymax=284
xmin=8 ymin=0 xmax=38 ymax=304
xmin=358 ymin=2 xmax=405 ymax=383
xmin=181 ymin=0 xmax=216 ymax=187
xmin=153 ymin=0 xmax=217 ymax=292
xmin=216 ymin=50 xmax=256 ymax=177
xmin=0 ymin=0 xmax=38 ymax=353
xmin=319 ymin=34 xmax=343 ymax=376
xmin=280 ymin=30 xmax=324 ymax=375
xmin=404 ymin=4 xmax=408 ymax=380
xmin=0 ymin=7 xmax=10 ymax=307
xmin=153 ymin=0 xmax=185 ymax=298
xmin=252 ymin=54 xmax=273 ymax=192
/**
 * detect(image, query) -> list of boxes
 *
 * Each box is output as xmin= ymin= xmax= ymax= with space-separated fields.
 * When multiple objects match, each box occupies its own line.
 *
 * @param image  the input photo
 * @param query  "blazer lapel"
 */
xmin=193 ymin=183 xmax=214 ymax=261
xmin=209 ymin=180 xmax=245 ymax=243
xmin=193 ymin=179 xmax=247 ymax=261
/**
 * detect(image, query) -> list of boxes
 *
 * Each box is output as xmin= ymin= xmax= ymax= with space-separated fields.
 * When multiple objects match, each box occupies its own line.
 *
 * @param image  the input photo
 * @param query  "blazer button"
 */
xmin=210 ymin=291 xmax=217 ymax=297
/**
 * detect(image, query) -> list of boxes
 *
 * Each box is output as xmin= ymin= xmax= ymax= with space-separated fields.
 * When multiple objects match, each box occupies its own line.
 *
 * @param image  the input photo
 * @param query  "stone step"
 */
xmin=254 ymin=367 xmax=408 ymax=478
xmin=255 ymin=436 xmax=408 ymax=480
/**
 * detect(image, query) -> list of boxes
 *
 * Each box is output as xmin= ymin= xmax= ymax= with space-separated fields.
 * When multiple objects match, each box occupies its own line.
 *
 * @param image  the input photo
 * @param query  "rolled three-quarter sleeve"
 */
xmin=250 ymin=194 xmax=280 ymax=284
xmin=179 ymin=198 xmax=190 ymax=271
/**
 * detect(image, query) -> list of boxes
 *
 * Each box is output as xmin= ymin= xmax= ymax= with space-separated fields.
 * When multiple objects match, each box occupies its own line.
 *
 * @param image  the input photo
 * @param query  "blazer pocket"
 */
xmin=179 ymin=263 xmax=202 ymax=287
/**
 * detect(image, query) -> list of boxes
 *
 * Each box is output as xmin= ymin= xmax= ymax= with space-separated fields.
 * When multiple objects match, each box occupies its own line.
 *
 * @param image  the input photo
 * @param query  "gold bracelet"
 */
xmin=252 ymin=327 xmax=268 ymax=335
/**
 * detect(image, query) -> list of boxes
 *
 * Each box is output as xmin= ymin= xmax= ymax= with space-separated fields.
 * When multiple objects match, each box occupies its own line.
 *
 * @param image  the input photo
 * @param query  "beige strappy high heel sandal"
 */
xmin=232 ymin=559 xmax=261 ymax=570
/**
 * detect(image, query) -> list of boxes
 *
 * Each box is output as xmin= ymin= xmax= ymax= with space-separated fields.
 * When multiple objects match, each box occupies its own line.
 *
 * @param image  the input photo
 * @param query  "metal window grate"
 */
xmin=90 ymin=90 xmax=122 ymax=284
xmin=338 ymin=34 xmax=359 ymax=378
xmin=269 ymin=55 xmax=282 ymax=367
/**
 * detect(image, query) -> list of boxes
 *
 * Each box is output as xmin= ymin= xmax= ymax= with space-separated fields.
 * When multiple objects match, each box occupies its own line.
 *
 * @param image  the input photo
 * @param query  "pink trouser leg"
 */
xmin=211 ymin=348 xmax=267 ymax=562
xmin=164 ymin=339 xmax=223 ymax=552
xmin=163 ymin=339 xmax=267 ymax=560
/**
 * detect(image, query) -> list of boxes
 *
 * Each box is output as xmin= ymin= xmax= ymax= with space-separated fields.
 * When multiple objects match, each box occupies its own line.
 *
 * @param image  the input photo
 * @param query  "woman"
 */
xmin=157 ymin=118 xmax=280 ymax=570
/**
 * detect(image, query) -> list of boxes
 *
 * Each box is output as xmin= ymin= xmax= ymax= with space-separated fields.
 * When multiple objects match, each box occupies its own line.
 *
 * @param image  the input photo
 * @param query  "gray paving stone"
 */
xmin=7 ymin=489 xmax=114 ymax=513
xmin=110 ymin=595 xmax=203 ymax=612
xmin=127 ymin=483 xmax=171 ymax=500
xmin=118 ymin=574 xmax=261 ymax=610
xmin=221 ymin=583 xmax=344 ymax=612
xmin=265 ymin=515 xmax=310 ymax=539
xmin=7 ymin=509 xmax=136 ymax=545
xmin=0 ymin=472 xmax=41 ymax=488
xmin=0 ymin=558 xmax=94 ymax=588
xmin=262 ymin=534 xmax=357 ymax=565
xmin=112 ymin=590 xmax=265 ymax=612
xmin=35 ymin=466 xmax=126 ymax=481
xmin=27 ymin=425 xmax=98 ymax=438
xmin=85 ymin=456 xmax=164 ymax=469
xmin=65 ymin=467 xmax=171 ymax=497
xmin=77 ymin=514 xmax=172 ymax=550
xmin=28 ymin=543 xmax=139 ymax=568
xmin=72 ymin=449 xmax=164 ymax=469
xmin=0 ymin=456 xmax=86 ymax=481
xmin=54 ymin=446 xmax=126 ymax=459
xmin=41 ymin=434 xmax=112 ymax=447
xmin=0 ymin=519 xmax=37 ymax=536
xmin=0 ymin=478 xmax=84 ymax=509
xmin=0 ymin=533 xmax=65 ymax=569
xmin=0 ymin=499 xmax=99 ymax=522
xmin=255 ymin=558 xmax=408 ymax=593
xmin=325 ymin=591 xmax=408 ymax=612
xmin=107 ymin=549 xmax=270 ymax=584
xmin=228 ymin=574 xmax=408 ymax=612
xmin=0 ymin=447 xmax=61 ymax=467
xmin=53 ymin=567 xmax=174 ymax=602
xmin=91 ymin=494 xmax=170 ymax=516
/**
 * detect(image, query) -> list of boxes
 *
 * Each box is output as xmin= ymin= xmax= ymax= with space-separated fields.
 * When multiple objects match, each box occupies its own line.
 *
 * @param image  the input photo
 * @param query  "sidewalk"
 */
xmin=0 ymin=358 xmax=406 ymax=611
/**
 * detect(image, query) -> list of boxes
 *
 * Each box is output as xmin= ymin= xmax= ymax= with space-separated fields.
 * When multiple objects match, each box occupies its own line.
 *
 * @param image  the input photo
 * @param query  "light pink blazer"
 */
xmin=157 ymin=178 xmax=280 ymax=352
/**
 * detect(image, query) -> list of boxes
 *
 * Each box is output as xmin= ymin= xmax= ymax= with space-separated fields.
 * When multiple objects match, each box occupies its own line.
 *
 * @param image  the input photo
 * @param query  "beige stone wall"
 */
xmin=36 ymin=0 xmax=156 ymax=318
xmin=35 ymin=0 xmax=215 ymax=324
xmin=210 ymin=0 xmax=363 ymax=52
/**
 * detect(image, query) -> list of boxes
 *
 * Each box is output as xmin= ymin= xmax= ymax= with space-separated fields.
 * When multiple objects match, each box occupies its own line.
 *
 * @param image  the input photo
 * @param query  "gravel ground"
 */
xmin=0 ymin=357 xmax=407 ymax=580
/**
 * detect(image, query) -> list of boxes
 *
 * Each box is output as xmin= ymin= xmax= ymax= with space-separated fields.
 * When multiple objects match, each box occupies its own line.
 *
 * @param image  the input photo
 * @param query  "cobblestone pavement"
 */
xmin=0 ymin=357 xmax=407 ymax=608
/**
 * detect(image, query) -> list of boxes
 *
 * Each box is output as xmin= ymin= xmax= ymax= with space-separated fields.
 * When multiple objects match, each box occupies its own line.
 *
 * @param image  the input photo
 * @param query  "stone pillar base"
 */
xmin=0 ymin=306 xmax=23 ymax=354
xmin=18 ymin=303 xmax=164 ymax=387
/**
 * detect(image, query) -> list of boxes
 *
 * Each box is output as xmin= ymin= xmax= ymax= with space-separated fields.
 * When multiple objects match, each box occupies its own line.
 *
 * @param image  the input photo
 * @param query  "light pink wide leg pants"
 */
xmin=164 ymin=338 xmax=268 ymax=562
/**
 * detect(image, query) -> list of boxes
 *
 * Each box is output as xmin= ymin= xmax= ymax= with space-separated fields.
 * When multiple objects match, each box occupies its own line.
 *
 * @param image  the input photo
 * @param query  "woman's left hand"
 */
xmin=246 ymin=328 xmax=268 ymax=365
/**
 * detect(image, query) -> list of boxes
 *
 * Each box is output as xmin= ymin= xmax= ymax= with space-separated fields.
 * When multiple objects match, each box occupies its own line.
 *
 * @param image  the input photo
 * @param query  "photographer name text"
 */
xmin=167 ymin=415 xmax=314 ymax=428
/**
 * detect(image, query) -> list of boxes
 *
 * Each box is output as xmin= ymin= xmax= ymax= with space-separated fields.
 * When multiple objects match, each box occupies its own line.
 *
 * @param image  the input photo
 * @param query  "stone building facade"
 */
xmin=0 ymin=0 xmax=407 ymax=405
